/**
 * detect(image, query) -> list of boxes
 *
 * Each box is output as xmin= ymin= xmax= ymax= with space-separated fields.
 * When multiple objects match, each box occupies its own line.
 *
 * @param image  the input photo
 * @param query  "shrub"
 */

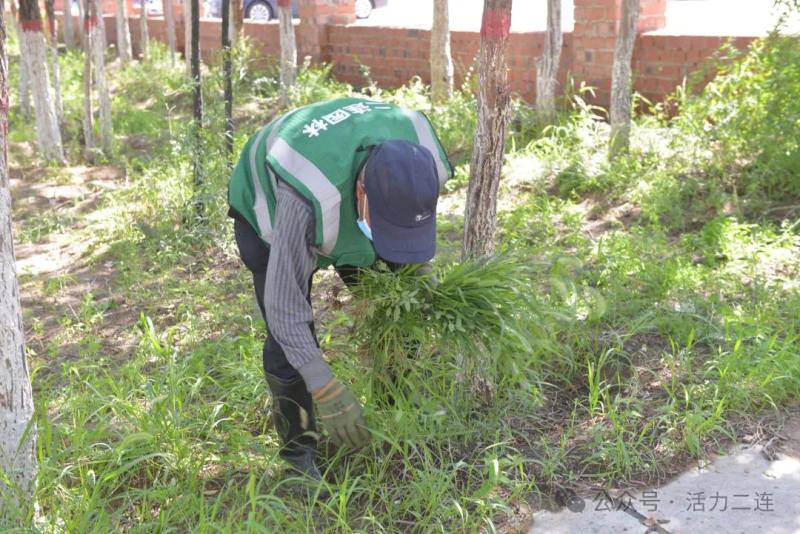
xmin=674 ymin=36 xmax=800 ymax=202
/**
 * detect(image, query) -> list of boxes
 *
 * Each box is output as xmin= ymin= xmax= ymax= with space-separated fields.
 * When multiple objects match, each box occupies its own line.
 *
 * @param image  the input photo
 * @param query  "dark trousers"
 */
xmin=233 ymin=219 xmax=360 ymax=384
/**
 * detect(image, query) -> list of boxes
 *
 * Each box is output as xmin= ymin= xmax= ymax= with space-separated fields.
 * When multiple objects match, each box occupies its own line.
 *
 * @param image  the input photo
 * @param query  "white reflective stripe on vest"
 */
xmin=249 ymin=125 xmax=273 ymax=241
xmin=269 ymin=137 xmax=342 ymax=255
xmin=265 ymin=112 xmax=289 ymax=182
xmin=402 ymin=109 xmax=449 ymax=186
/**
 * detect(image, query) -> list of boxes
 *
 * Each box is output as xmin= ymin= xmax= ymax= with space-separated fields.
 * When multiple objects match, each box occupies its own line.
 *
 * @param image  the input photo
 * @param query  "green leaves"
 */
xmin=352 ymin=256 xmax=539 ymax=404
xmin=676 ymin=36 xmax=800 ymax=202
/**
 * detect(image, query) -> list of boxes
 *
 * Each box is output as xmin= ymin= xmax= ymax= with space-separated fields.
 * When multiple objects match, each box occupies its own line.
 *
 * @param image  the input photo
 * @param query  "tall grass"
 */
xmin=3 ymin=30 xmax=799 ymax=531
xmin=351 ymin=257 xmax=546 ymax=406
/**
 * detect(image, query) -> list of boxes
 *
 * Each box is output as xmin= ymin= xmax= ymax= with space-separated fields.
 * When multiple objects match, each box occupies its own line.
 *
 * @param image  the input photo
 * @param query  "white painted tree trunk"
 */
xmin=98 ymin=0 xmax=107 ymax=49
xmin=84 ymin=0 xmax=111 ymax=154
xmin=609 ymin=0 xmax=639 ymax=158
xmin=227 ymin=0 xmax=236 ymax=46
xmin=1 ymin=8 xmax=38 ymax=502
xmin=183 ymin=0 xmax=192 ymax=73
xmin=82 ymin=37 xmax=94 ymax=158
xmin=9 ymin=4 xmax=32 ymax=118
xmin=430 ymin=0 xmax=453 ymax=104
xmin=278 ymin=1 xmax=296 ymax=103
xmin=91 ymin=22 xmax=112 ymax=154
xmin=163 ymin=0 xmax=176 ymax=65
xmin=63 ymin=1 xmax=75 ymax=48
xmin=82 ymin=0 xmax=95 ymax=159
xmin=16 ymin=29 xmax=32 ymax=119
xmin=139 ymin=6 xmax=149 ymax=59
xmin=115 ymin=0 xmax=132 ymax=64
xmin=21 ymin=30 xmax=64 ymax=162
xmin=536 ymin=0 xmax=562 ymax=127
xmin=45 ymin=0 xmax=65 ymax=132
xmin=48 ymin=37 xmax=64 ymax=135
xmin=50 ymin=50 xmax=64 ymax=132
xmin=463 ymin=0 xmax=512 ymax=258
xmin=0 ymin=180 xmax=37 ymax=508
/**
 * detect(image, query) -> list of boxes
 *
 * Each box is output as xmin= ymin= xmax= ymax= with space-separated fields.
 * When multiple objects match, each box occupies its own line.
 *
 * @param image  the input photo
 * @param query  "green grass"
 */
xmin=3 ymin=33 xmax=799 ymax=532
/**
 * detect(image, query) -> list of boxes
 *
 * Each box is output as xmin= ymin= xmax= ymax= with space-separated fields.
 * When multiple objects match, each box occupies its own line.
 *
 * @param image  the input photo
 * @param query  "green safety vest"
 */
xmin=228 ymin=97 xmax=454 ymax=269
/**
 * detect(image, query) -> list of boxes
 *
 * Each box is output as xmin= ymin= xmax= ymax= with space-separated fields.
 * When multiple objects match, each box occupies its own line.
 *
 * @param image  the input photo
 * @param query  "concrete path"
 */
xmin=530 ymin=418 xmax=800 ymax=533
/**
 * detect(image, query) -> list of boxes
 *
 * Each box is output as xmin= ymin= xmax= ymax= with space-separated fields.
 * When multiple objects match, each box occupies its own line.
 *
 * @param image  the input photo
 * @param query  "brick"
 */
xmin=657 ymin=78 xmax=678 ymax=93
xmin=594 ymin=50 xmax=615 ymax=65
xmin=89 ymin=0 xmax=753 ymax=109
xmin=655 ymin=64 xmax=684 ymax=79
xmin=580 ymin=36 xmax=616 ymax=50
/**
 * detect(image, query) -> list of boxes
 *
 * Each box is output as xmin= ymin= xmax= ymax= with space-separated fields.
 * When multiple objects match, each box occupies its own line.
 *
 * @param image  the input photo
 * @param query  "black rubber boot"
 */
xmin=265 ymin=373 xmax=329 ymax=499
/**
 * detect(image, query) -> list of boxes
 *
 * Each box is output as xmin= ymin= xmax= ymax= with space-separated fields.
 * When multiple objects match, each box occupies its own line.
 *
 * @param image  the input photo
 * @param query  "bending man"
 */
xmin=227 ymin=97 xmax=453 ymax=488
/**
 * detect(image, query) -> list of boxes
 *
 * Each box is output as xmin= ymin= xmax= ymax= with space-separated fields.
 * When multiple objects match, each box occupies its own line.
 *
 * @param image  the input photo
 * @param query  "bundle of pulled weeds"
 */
xmin=351 ymin=255 xmax=545 ymax=407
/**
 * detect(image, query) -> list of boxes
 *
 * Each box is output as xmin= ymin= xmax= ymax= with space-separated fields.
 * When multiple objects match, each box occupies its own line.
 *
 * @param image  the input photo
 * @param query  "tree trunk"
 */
xmin=82 ymin=8 xmax=94 ymax=160
xmin=97 ymin=0 xmax=107 ymax=48
xmin=163 ymin=0 xmax=176 ymax=65
xmin=191 ymin=0 xmax=203 ymax=217
xmin=221 ymin=0 xmax=232 ymax=160
xmin=10 ymin=2 xmax=32 ymax=119
xmin=88 ymin=0 xmax=111 ymax=153
xmin=0 ymin=1 xmax=38 ymax=505
xmin=462 ymin=0 xmax=512 ymax=259
xmin=231 ymin=0 xmax=242 ymax=46
xmin=430 ymin=0 xmax=453 ymax=104
xmin=16 ymin=34 xmax=31 ymax=120
xmin=609 ymin=0 xmax=639 ymax=158
xmin=139 ymin=2 xmax=149 ymax=59
xmin=62 ymin=0 xmax=75 ymax=48
xmin=19 ymin=0 xmax=64 ymax=162
xmin=226 ymin=0 xmax=235 ymax=46
xmin=44 ymin=0 xmax=64 ymax=133
xmin=536 ymin=0 xmax=561 ymax=127
xmin=75 ymin=0 xmax=85 ymax=43
xmin=278 ymin=0 xmax=295 ymax=104
xmin=183 ymin=0 xmax=192 ymax=73
xmin=114 ymin=0 xmax=131 ymax=64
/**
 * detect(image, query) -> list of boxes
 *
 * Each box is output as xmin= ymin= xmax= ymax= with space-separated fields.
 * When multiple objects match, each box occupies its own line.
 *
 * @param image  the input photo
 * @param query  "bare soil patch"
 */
xmin=11 ymin=163 xmax=139 ymax=377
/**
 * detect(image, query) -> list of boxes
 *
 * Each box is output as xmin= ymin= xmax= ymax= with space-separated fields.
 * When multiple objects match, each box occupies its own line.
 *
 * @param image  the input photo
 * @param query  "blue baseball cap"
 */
xmin=363 ymin=139 xmax=440 ymax=265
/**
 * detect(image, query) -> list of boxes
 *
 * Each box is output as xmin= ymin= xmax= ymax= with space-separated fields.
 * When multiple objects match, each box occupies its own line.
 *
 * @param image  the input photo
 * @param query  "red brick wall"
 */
xmin=58 ymin=5 xmax=755 ymax=108
xmin=299 ymin=0 xmax=355 ymax=62
xmin=241 ymin=22 xmax=284 ymax=67
xmin=632 ymin=34 xmax=755 ymax=104
xmin=328 ymin=26 xmax=575 ymax=102
xmin=638 ymin=0 xmax=667 ymax=33
xmin=572 ymin=0 xmax=668 ymax=104
xmin=192 ymin=19 xmax=310 ymax=67
xmin=55 ymin=0 xmax=135 ymax=16
xmin=324 ymin=21 xmax=747 ymax=107
xmin=92 ymin=14 xmax=187 ymax=57
xmin=328 ymin=26 xmax=430 ymax=87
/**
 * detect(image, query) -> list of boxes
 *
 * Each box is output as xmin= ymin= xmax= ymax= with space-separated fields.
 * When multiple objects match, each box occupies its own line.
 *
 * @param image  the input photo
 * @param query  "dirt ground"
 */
xmin=11 ymin=164 xmax=139 ymax=373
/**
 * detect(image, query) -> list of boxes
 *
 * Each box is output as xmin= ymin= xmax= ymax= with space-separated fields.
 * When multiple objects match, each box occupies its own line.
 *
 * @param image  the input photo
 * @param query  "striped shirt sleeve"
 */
xmin=264 ymin=181 xmax=333 ymax=392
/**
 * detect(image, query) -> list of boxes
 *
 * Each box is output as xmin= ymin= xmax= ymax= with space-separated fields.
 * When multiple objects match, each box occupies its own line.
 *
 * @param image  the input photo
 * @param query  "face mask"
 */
xmin=357 ymin=192 xmax=373 ymax=241
xmin=357 ymin=218 xmax=373 ymax=241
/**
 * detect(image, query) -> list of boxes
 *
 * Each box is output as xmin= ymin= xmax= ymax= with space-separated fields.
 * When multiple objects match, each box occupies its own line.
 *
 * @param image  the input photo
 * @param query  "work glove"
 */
xmin=313 ymin=378 xmax=370 ymax=449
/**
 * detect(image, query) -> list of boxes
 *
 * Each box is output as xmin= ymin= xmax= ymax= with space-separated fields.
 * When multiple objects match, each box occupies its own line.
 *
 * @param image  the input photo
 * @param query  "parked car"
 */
xmin=354 ymin=0 xmax=388 ymax=20
xmin=132 ymin=0 xmax=164 ymax=16
xmin=243 ymin=0 xmax=297 ymax=21
xmin=204 ymin=0 xmax=386 ymax=21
